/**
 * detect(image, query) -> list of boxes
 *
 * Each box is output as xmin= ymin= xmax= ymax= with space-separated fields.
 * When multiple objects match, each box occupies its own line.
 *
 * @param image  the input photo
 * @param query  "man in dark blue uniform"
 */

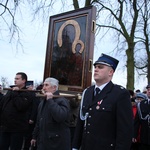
xmin=72 ymin=53 xmax=133 ymax=150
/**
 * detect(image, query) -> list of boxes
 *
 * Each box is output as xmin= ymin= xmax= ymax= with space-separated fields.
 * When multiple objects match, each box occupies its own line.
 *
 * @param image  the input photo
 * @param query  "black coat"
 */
xmin=134 ymin=99 xmax=150 ymax=145
xmin=0 ymin=88 xmax=32 ymax=132
xmin=0 ymin=93 xmax=3 ymax=101
xmin=72 ymin=81 xmax=133 ymax=150
xmin=26 ymin=93 xmax=39 ymax=122
xmin=69 ymin=98 xmax=80 ymax=127
xmin=32 ymin=91 xmax=71 ymax=150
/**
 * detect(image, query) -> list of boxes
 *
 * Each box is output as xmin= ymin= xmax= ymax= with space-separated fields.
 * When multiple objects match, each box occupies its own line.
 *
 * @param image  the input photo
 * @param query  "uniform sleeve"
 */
xmin=72 ymin=110 xmax=84 ymax=149
xmin=72 ymin=88 xmax=88 ymax=149
xmin=115 ymin=89 xmax=133 ymax=150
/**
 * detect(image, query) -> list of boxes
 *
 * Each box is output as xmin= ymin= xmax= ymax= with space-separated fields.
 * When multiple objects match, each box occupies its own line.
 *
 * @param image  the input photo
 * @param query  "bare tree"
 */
xmin=1 ymin=76 xmax=9 ymax=88
xmin=135 ymin=0 xmax=150 ymax=83
xmin=1 ymin=0 xmax=149 ymax=90
xmin=91 ymin=0 xmax=140 ymax=90
xmin=0 ymin=1 xmax=23 ymax=48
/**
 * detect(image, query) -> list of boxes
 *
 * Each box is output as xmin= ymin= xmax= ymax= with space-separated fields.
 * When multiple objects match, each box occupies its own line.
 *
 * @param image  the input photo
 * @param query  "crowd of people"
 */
xmin=130 ymin=87 xmax=150 ymax=150
xmin=0 ymin=53 xmax=149 ymax=150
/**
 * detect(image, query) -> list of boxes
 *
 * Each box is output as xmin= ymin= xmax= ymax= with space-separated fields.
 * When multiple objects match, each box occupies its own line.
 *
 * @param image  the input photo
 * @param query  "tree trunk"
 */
xmin=147 ymin=52 xmax=150 ymax=84
xmin=73 ymin=0 xmax=79 ymax=9
xmin=126 ymin=42 xmax=135 ymax=90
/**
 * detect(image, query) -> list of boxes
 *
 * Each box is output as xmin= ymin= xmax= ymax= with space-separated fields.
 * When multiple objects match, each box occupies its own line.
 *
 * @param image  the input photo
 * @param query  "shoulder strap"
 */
xmin=80 ymin=88 xmax=89 ymax=120
xmin=137 ymin=102 xmax=149 ymax=120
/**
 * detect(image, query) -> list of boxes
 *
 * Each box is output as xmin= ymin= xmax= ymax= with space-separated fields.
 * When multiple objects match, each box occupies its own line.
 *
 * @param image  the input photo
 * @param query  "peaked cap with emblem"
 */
xmin=94 ymin=53 xmax=119 ymax=71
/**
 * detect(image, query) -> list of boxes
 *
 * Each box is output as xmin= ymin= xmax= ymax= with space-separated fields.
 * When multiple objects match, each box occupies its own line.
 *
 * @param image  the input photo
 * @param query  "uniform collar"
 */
xmin=95 ymin=82 xmax=109 ymax=91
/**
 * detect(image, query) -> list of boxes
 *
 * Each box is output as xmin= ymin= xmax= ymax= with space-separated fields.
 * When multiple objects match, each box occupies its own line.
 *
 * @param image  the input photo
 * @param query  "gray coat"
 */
xmin=32 ymin=91 xmax=71 ymax=150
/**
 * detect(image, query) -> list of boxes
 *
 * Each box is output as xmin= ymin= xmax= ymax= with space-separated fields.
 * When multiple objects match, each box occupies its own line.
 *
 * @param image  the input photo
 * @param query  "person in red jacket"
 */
xmin=131 ymin=92 xmax=146 ymax=150
xmin=133 ymin=87 xmax=150 ymax=150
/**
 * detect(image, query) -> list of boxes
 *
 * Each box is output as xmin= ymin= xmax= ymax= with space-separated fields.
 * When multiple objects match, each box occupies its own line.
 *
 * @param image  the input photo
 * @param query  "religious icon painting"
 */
xmin=44 ymin=6 xmax=96 ymax=92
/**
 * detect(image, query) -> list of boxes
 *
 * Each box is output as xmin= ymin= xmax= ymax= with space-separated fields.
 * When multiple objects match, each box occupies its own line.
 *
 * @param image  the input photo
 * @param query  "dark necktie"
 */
xmin=95 ymin=88 xmax=100 ymax=96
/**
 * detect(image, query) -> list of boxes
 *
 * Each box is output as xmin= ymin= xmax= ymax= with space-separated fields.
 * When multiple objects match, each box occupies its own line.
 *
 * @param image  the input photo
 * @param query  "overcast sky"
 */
xmin=0 ymin=1 xmax=147 ymax=91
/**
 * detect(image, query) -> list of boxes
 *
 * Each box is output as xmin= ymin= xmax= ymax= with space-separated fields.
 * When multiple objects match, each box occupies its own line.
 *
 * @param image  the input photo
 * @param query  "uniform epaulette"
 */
xmin=114 ymin=84 xmax=126 ymax=90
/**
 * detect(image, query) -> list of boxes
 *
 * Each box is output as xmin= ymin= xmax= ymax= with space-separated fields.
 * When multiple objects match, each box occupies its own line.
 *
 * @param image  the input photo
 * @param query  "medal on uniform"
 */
xmin=96 ymin=100 xmax=103 ymax=110
xmin=96 ymin=105 xmax=100 ymax=110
